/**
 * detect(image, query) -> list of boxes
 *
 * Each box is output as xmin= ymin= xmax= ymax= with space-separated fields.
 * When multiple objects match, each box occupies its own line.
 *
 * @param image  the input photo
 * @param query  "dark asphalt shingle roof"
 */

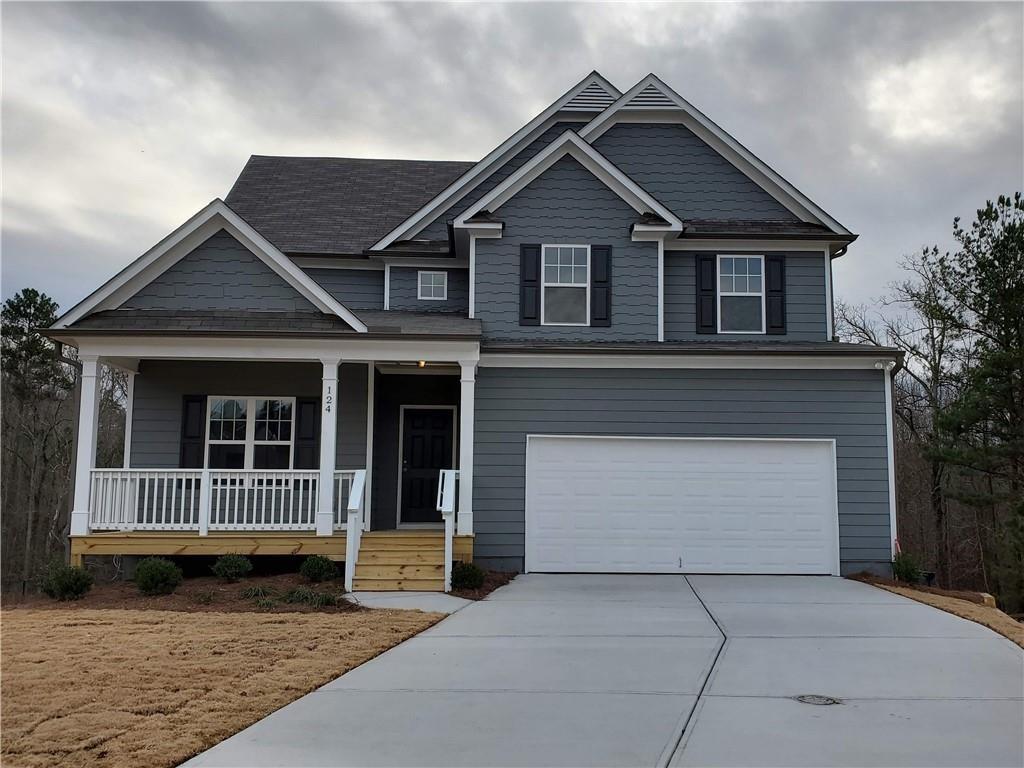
xmin=225 ymin=155 xmax=475 ymax=256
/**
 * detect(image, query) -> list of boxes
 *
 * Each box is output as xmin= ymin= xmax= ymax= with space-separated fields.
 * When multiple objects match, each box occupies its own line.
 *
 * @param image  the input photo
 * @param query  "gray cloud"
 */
xmin=2 ymin=1 xmax=1021 ymax=313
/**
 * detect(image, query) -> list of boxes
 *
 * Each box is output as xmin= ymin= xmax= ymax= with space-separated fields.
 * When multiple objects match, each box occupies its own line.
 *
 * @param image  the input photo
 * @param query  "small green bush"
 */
xmin=242 ymin=584 xmax=274 ymax=601
xmin=892 ymin=552 xmax=923 ymax=584
xmin=211 ymin=554 xmax=252 ymax=582
xmin=451 ymin=561 xmax=485 ymax=591
xmin=282 ymin=585 xmax=337 ymax=608
xmin=254 ymin=597 xmax=276 ymax=612
xmin=41 ymin=561 xmax=93 ymax=601
xmin=135 ymin=557 xmax=183 ymax=596
xmin=299 ymin=555 xmax=337 ymax=583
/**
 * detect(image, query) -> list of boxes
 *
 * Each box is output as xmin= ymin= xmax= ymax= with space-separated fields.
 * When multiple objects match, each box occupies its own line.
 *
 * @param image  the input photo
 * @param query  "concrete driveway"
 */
xmin=187 ymin=575 xmax=1023 ymax=768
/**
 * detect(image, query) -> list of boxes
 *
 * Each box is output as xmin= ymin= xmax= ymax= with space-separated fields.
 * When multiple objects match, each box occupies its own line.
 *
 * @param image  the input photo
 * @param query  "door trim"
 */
xmin=523 ymin=434 xmax=841 ymax=576
xmin=396 ymin=405 xmax=458 ymax=529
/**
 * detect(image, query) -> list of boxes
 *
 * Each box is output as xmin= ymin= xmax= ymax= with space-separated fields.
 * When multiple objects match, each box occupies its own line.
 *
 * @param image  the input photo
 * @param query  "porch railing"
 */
xmin=436 ymin=469 xmax=459 ymax=593
xmin=343 ymin=470 xmax=367 ymax=592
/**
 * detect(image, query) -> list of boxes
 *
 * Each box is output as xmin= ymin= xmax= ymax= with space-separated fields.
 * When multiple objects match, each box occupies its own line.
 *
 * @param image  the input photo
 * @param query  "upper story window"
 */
xmin=418 ymin=270 xmax=448 ymax=300
xmin=542 ymin=245 xmax=590 ymax=326
xmin=207 ymin=396 xmax=294 ymax=469
xmin=718 ymin=255 xmax=765 ymax=334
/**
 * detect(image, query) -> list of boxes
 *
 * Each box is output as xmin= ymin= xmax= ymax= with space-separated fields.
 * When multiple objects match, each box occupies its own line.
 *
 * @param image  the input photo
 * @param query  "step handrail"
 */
xmin=436 ymin=469 xmax=459 ymax=592
xmin=344 ymin=470 xmax=367 ymax=592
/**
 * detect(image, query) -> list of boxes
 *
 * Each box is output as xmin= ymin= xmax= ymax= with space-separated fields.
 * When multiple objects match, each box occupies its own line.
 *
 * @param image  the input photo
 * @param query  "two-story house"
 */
xmin=49 ymin=72 xmax=901 ymax=591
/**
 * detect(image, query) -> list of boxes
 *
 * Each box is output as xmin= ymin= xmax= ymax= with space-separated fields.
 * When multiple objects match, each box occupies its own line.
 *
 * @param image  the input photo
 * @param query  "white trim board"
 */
xmin=395 ymin=404 xmax=458 ymax=529
xmin=479 ymin=353 xmax=899 ymax=370
xmin=370 ymin=72 xmax=620 ymax=250
xmin=53 ymin=199 xmax=368 ymax=333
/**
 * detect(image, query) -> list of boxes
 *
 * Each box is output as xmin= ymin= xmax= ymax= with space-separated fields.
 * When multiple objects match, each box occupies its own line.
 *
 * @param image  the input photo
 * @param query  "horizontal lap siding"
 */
xmin=473 ymin=367 xmax=891 ymax=573
xmin=664 ymin=252 xmax=827 ymax=341
xmin=130 ymin=361 xmax=368 ymax=469
xmin=304 ymin=268 xmax=384 ymax=310
xmin=388 ymin=267 xmax=469 ymax=313
xmin=475 ymin=156 xmax=658 ymax=341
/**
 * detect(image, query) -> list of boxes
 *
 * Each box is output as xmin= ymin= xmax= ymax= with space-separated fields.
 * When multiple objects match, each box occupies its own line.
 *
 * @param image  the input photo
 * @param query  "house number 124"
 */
xmin=324 ymin=385 xmax=333 ymax=413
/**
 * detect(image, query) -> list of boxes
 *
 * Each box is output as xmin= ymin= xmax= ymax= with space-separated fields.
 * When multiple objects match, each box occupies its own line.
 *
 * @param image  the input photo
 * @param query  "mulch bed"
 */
xmin=452 ymin=570 xmax=517 ymax=600
xmin=848 ymin=572 xmax=995 ymax=606
xmin=5 ymin=573 xmax=362 ymax=614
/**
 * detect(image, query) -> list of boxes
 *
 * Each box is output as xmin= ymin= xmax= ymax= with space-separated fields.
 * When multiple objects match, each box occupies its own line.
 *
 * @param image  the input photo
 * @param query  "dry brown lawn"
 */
xmin=1 ymin=607 xmax=443 ymax=768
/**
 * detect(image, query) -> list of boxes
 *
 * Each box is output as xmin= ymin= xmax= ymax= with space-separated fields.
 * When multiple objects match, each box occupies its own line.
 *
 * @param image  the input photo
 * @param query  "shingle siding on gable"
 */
xmin=593 ymin=123 xmax=799 ymax=221
xmin=123 ymin=230 xmax=316 ymax=312
xmin=419 ymin=121 xmax=588 ymax=241
xmin=304 ymin=267 xmax=384 ymax=310
xmin=664 ymin=252 xmax=828 ymax=341
xmin=388 ymin=267 xmax=469 ymax=313
xmin=474 ymin=156 xmax=658 ymax=342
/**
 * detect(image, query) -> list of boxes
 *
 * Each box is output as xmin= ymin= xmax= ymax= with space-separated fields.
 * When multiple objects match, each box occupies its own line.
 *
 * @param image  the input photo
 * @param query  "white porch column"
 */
xmin=317 ymin=358 xmax=341 ymax=536
xmin=122 ymin=371 xmax=136 ymax=468
xmin=70 ymin=356 xmax=101 ymax=536
xmin=457 ymin=360 xmax=476 ymax=536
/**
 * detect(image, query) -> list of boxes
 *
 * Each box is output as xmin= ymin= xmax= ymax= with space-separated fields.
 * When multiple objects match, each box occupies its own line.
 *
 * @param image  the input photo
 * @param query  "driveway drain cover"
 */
xmin=795 ymin=694 xmax=843 ymax=705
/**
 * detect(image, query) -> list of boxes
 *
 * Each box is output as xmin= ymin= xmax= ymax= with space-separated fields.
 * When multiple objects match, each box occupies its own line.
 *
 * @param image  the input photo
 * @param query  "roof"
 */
xmin=225 ymin=156 xmax=474 ymax=256
xmin=59 ymin=309 xmax=481 ymax=339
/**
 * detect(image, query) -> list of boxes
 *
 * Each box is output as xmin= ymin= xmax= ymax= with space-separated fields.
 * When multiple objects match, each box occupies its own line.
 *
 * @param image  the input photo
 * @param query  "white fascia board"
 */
xmin=479 ymin=353 xmax=899 ymax=370
xmin=579 ymin=74 xmax=853 ymax=236
xmin=54 ymin=199 xmax=368 ymax=333
xmin=453 ymin=131 xmax=682 ymax=231
xmin=369 ymin=72 xmax=621 ymax=251
xmin=666 ymin=238 xmax=845 ymax=252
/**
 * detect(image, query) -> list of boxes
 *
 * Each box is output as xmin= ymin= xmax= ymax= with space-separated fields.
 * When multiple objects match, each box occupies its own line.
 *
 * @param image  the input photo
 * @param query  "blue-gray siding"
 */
xmin=593 ymin=123 xmax=799 ymax=221
xmin=419 ymin=121 xmax=587 ymax=240
xmin=388 ymin=267 xmax=469 ymax=313
xmin=304 ymin=268 xmax=384 ymax=310
xmin=475 ymin=156 xmax=659 ymax=341
xmin=130 ymin=361 xmax=367 ymax=469
xmin=472 ymin=367 xmax=891 ymax=574
xmin=665 ymin=252 xmax=828 ymax=341
xmin=124 ymin=230 xmax=316 ymax=312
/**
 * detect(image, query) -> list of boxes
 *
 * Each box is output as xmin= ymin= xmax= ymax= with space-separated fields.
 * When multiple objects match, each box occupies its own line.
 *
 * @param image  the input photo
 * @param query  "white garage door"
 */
xmin=525 ymin=436 xmax=839 ymax=575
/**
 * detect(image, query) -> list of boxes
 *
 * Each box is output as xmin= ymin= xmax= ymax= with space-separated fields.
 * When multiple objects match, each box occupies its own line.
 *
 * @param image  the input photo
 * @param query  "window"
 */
xmin=418 ymin=270 xmax=447 ymax=300
xmin=542 ymin=245 xmax=589 ymax=325
xmin=207 ymin=396 xmax=294 ymax=470
xmin=718 ymin=255 xmax=765 ymax=333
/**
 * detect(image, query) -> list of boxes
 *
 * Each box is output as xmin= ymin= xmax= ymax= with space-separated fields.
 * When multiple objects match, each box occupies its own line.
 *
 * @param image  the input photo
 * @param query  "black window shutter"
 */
xmin=294 ymin=397 xmax=321 ymax=469
xmin=590 ymin=245 xmax=612 ymax=327
xmin=520 ymin=244 xmax=541 ymax=326
xmin=179 ymin=396 xmax=207 ymax=468
xmin=765 ymin=254 xmax=786 ymax=335
xmin=695 ymin=254 xmax=716 ymax=334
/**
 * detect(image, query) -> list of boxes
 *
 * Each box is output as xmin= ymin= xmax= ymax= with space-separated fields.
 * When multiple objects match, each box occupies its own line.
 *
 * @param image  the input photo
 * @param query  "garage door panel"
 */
xmin=526 ymin=437 xmax=838 ymax=575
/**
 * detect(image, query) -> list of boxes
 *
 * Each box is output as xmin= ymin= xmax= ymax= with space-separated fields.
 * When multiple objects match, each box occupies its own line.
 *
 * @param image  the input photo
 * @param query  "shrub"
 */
xmin=451 ymin=561 xmax=485 ymax=591
xmin=211 ymin=554 xmax=252 ymax=582
xmin=282 ymin=585 xmax=337 ymax=608
xmin=242 ymin=584 xmax=274 ymax=601
xmin=41 ymin=561 xmax=93 ymax=601
xmin=193 ymin=589 xmax=215 ymax=605
xmin=254 ymin=597 xmax=276 ymax=612
xmin=135 ymin=557 xmax=183 ymax=596
xmin=892 ymin=552 xmax=923 ymax=584
xmin=299 ymin=555 xmax=337 ymax=583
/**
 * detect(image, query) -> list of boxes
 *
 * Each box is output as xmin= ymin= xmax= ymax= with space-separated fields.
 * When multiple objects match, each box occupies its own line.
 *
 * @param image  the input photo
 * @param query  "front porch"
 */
xmin=66 ymin=336 xmax=480 ymax=592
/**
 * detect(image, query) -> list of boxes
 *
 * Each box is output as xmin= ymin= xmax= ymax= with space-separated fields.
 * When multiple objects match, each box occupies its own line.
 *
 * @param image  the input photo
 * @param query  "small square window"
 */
xmin=418 ymin=271 xmax=447 ymax=300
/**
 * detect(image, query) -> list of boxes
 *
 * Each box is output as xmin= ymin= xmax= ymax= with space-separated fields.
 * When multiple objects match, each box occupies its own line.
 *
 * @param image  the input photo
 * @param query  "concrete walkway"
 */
xmin=186 ymin=575 xmax=1023 ymax=768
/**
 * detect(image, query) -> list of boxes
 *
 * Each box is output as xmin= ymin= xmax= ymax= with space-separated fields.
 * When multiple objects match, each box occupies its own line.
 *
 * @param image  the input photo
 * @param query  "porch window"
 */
xmin=542 ymin=245 xmax=589 ymax=326
xmin=207 ymin=396 xmax=294 ymax=470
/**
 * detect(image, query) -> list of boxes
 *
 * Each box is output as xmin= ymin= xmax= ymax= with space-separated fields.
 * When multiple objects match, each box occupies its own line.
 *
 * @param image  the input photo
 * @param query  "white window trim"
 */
xmin=541 ymin=244 xmax=591 ymax=327
xmin=417 ymin=270 xmax=448 ymax=301
xmin=716 ymin=254 xmax=766 ymax=335
xmin=205 ymin=395 xmax=297 ymax=471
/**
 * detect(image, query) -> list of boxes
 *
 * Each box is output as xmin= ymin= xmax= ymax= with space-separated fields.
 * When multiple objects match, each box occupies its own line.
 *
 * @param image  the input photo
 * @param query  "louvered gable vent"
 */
xmin=563 ymin=82 xmax=619 ymax=111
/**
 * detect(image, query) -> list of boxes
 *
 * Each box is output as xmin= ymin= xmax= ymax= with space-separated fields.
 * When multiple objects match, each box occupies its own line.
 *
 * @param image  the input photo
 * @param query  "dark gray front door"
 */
xmin=399 ymin=408 xmax=454 ymax=525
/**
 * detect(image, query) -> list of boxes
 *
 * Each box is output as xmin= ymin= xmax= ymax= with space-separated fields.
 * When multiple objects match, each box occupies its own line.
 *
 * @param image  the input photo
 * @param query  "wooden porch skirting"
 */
xmin=70 ymin=532 xmax=474 ymax=566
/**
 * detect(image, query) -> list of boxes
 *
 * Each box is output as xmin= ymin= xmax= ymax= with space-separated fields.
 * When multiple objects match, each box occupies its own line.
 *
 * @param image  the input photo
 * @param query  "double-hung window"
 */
xmin=417 ymin=270 xmax=447 ymax=300
xmin=207 ymin=396 xmax=295 ymax=470
xmin=542 ymin=245 xmax=589 ymax=326
xmin=718 ymin=255 xmax=765 ymax=333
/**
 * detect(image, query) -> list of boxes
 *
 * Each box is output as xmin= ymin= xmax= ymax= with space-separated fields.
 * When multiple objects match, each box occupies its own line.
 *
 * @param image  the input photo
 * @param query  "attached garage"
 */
xmin=525 ymin=436 xmax=840 ymax=575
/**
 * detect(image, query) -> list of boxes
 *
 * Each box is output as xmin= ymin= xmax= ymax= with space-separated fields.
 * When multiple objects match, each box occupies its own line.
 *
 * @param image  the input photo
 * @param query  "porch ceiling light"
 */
xmin=418 ymin=360 xmax=426 ymax=368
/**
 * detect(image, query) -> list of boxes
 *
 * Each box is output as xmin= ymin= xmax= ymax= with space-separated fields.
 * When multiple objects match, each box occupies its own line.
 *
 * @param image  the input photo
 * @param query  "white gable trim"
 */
xmin=53 ymin=199 xmax=368 ymax=332
xmin=369 ymin=72 xmax=622 ymax=251
xmin=452 ymin=131 xmax=683 ymax=232
xmin=579 ymin=75 xmax=853 ymax=236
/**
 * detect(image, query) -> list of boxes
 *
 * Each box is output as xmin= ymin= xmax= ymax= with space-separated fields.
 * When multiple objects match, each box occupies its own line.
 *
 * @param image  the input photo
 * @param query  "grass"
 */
xmin=0 ymin=605 xmax=443 ymax=767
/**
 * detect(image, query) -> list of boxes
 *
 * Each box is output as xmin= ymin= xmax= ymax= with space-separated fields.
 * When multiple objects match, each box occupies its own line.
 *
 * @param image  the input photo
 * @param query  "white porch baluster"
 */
xmin=317 ymin=358 xmax=341 ymax=536
xmin=70 ymin=356 xmax=101 ymax=536
xmin=457 ymin=360 xmax=476 ymax=536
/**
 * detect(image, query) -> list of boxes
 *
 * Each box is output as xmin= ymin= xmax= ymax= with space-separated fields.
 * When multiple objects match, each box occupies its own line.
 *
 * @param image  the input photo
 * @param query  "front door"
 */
xmin=399 ymin=407 xmax=455 ymax=525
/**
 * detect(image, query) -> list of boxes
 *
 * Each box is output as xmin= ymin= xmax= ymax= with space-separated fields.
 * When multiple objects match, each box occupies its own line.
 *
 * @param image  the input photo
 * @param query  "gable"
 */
xmin=593 ymin=123 xmax=799 ymax=222
xmin=121 ymin=230 xmax=319 ymax=312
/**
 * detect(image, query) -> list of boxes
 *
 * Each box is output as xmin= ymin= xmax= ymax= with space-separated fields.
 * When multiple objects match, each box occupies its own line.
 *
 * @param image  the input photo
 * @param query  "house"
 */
xmin=48 ymin=72 xmax=901 ymax=592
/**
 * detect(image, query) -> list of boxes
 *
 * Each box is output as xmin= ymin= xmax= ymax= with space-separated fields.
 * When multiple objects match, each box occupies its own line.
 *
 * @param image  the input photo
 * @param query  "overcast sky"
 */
xmin=2 ymin=1 xmax=1022 ymax=313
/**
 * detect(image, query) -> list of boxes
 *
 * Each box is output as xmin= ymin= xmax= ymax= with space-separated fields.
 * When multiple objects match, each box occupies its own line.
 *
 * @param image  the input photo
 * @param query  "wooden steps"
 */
xmin=352 ymin=531 xmax=445 ymax=592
